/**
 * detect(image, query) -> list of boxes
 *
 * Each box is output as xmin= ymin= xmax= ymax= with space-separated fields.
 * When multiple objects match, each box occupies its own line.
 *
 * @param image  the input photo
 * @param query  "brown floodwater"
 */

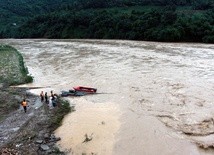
xmin=1 ymin=39 xmax=214 ymax=155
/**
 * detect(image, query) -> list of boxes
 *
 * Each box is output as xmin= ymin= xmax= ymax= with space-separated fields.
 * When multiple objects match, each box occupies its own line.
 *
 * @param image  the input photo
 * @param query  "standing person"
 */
xmin=50 ymin=90 xmax=55 ymax=105
xmin=21 ymin=99 xmax=27 ymax=113
xmin=49 ymin=96 xmax=53 ymax=109
xmin=45 ymin=92 xmax=48 ymax=104
xmin=50 ymin=90 xmax=53 ymax=97
xmin=40 ymin=91 xmax=44 ymax=102
xmin=52 ymin=94 xmax=58 ymax=107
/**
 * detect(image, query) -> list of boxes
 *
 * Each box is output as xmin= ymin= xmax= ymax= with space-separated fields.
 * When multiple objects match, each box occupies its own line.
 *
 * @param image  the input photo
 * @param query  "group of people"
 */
xmin=40 ymin=90 xmax=58 ymax=108
xmin=21 ymin=90 xmax=58 ymax=113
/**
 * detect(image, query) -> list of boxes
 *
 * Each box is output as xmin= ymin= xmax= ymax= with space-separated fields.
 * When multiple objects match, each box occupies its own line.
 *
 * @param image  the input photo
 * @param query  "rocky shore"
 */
xmin=0 ymin=88 xmax=73 ymax=155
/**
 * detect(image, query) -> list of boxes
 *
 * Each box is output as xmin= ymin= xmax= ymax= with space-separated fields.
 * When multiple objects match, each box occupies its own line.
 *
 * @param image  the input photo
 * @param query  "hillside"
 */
xmin=16 ymin=6 xmax=214 ymax=43
xmin=0 ymin=0 xmax=214 ymax=43
xmin=0 ymin=0 xmax=75 ymax=36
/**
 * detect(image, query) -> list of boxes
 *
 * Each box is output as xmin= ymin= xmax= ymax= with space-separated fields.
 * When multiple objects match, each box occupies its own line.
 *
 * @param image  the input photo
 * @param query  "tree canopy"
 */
xmin=0 ymin=0 xmax=213 ymax=43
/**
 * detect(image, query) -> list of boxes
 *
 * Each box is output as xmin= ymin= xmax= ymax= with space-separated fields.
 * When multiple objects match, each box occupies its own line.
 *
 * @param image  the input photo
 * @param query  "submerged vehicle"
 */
xmin=60 ymin=90 xmax=85 ymax=97
xmin=61 ymin=86 xmax=97 ymax=97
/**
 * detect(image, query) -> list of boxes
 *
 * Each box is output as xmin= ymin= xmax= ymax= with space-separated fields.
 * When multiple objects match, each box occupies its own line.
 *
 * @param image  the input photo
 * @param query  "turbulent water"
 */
xmin=1 ymin=39 xmax=214 ymax=155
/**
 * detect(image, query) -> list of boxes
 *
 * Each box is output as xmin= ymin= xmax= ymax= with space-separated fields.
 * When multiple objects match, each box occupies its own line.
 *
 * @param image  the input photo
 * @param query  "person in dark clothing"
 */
xmin=51 ymin=90 xmax=53 ymax=97
xmin=40 ymin=91 xmax=44 ymax=102
xmin=52 ymin=94 xmax=57 ymax=107
xmin=45 ymin=92 xmax=48 ymax=103
xmin=50 ymin=90 xmax=55 ymax=104
xmin=21 ymin=99 xmax=27 ymax=113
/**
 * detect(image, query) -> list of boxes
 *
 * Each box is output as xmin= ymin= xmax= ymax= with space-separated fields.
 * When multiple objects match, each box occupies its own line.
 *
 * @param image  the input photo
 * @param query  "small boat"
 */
xmin=73 ymin=86 xmax=97 ymax=93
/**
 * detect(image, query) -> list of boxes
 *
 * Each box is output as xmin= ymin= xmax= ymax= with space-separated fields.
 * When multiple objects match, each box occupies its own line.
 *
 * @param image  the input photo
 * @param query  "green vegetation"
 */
xmin=0 ymin=45 xmax=33 ymax=118
xmin=0 ymin=45 xmax=33 ymax=85
xmin=15 ymin=7 xmax=214 ymax=43
xmin=0 ymin=0 xmax=214 ymax=43
xmin=0 ymin=0 xmax=75 ymax=37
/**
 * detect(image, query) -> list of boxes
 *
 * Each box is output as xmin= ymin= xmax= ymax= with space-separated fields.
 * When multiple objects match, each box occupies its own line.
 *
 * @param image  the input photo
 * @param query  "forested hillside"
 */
xmin=0 ymin=0 xmax=75 ymax=36
xmin=0 ymin=0 xmax=213 ymax=43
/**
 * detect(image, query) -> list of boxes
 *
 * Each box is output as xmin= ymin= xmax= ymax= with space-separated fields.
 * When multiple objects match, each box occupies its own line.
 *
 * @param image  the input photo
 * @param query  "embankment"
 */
xmin=0 ymin=45 xmax=72 ymax=154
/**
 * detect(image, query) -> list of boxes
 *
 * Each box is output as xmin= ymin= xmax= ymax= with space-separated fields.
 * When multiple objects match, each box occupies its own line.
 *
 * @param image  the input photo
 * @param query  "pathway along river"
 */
xmin=1 ymin=39 xmax=214 ymax=155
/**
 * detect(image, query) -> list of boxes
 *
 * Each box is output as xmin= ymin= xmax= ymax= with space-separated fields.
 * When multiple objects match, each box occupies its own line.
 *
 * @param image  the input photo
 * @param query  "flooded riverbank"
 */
xmin=1 ymin=39 xmax=214 ymax=155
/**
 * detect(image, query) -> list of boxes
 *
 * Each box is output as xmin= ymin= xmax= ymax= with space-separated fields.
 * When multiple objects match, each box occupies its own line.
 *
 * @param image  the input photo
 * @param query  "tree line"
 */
xmin=1 ymin=6 xmax=212 ymax=43
xmin=0 ymin=0 xmax=213 ymax=43
xmin=71 ymin=0 xmax=213 ymax=10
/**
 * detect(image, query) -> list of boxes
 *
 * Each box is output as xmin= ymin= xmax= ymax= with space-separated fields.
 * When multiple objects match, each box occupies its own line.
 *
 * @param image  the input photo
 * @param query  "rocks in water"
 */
xmin=44 ymin=133 xmax=50 ymax=139
xmin=0 ymin=83 xmax=3 ymax=88
xmin=82 ymin=134 xmax=93 ymax=143
xmin=40 ymin=144 xmax=50 ymax=151
xmin=50 ymin=134 xmax=55 ymax=140
xmin=36 ymin=133 xmax=62 ymax=153
xmin=36 ymin=140 xmax=43 ymax=144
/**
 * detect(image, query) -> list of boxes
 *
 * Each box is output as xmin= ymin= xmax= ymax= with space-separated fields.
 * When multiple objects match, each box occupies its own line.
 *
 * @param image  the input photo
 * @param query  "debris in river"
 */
xmin=82 ymin=133 xmax=93 ymax=143
xmin=195 ymin=141 xmax=214 ymax=149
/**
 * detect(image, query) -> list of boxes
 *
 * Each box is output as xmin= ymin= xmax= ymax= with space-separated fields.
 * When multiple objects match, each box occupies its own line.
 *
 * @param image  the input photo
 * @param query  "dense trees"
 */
xmin=0 ymin=0 xmax=213 ymax=43
xmin=12 ymin=7 xmax=213 ymax=43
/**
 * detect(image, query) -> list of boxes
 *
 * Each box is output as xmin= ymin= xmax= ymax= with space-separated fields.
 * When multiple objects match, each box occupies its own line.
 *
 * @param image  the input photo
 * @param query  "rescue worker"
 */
xmin=52 ymin=94 xmax=57 ymax=107
xmin=45 ymin=92 xmax=48 ymax=103
xmin=50 ymin=90 xmax=55 ymax=105
xmin=50 ymin=90 xmax=53 ymax=97
xmin=49 ymin=96 xmax=53 ymax=109
xmin=40 ymin=91 xmax=44 ymax=102
xmin=21 ymin=99 xmax=27 ymax=113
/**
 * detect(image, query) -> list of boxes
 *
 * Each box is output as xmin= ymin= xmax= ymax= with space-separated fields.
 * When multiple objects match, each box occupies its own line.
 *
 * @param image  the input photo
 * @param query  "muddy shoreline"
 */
xmin=0 ymin=86 xmax=72 ymax=155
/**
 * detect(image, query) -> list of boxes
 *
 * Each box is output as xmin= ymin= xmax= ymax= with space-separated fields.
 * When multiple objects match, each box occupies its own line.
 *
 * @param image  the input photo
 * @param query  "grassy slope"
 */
xmin=0 ymin=45 xmax=33 ymax=85
xmin=0 ymin=45 xmax=33 ymax=119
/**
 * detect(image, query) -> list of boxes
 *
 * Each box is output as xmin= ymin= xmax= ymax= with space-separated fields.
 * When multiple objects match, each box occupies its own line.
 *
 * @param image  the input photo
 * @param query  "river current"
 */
xmin=1 ymin=39 xmax=214 ymax=155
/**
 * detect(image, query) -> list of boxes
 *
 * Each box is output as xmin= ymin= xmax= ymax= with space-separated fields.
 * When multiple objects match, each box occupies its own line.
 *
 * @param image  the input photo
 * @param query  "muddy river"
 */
xmin=1 ymin=39 xmax=214 ymax=155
